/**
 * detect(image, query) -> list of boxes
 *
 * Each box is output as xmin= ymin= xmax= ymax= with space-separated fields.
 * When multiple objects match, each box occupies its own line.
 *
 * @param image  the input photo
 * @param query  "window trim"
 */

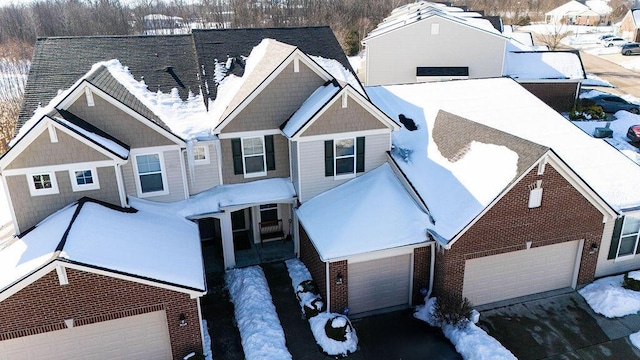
xmin=27 ymin=172 xmax=59 ymax=196
xmin=193 ymin=145 xmax=210 ymax=165
xmin=132 ymin=152 xmax=169 ymax=198
xmin=241 ymin=136 xmax=267 ymax=179
xmin=334 ymin=137 xmax=356 ymax=180
xmin=259 ymin=203 xmax=280 ymax=222
xmin=68 ymin=167 xmax=100 ymax=192
xmin=614 ymin=216 xmax=640 ymax=262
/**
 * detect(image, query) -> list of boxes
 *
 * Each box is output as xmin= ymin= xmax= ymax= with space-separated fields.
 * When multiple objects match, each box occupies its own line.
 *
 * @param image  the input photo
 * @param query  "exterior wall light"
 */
xmin=179 ymin=313 xmax=188 ymax=327
xmin=336 ymin=272 xmax=344 ymax=285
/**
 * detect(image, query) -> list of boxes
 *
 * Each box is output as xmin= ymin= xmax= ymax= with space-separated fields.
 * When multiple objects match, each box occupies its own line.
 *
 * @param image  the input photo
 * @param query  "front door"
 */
xmin=231 ymin=209 xmax=252 ymax=251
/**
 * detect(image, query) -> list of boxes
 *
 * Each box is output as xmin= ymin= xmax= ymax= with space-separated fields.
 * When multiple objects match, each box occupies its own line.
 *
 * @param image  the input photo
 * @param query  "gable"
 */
xmin=65 ymin=92 xmax=176 ymax=148
xmin=220 ymin=60 xmax=327 ymax=134
xmin=5 ymin=127 xmax=111 ymax=171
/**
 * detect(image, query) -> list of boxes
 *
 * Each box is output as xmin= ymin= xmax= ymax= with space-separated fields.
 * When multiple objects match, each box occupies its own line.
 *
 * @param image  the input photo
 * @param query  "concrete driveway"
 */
xmin=477 ymin=290 xmax=640 ymax=359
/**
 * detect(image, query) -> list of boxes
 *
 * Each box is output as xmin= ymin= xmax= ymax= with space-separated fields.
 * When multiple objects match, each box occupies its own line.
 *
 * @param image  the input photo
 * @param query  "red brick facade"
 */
xmin=299 ymin=224 xmax=327 ymax=300
xmin=520 ymin=82 xmax=579 ymax=113
xmin=412 ymin=246 xmax=431 ymax=305
xmin=329 ymin=261 xmax=348 ymax=313
xmin=0 ymin=268 xmax=202 ymax=360
xmin=433 ymin=163 xmax=605 ymax=300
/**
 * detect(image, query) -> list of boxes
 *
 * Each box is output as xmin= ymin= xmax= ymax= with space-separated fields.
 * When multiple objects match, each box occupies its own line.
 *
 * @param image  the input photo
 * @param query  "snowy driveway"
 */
xmin=477 ymin=291 xmax=640 ymax=360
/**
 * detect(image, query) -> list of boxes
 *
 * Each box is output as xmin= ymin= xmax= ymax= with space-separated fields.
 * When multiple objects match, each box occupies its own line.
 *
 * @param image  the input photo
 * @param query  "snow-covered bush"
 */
xmin=296 ymin=279 xmax=326 ymax=318
xmin=623 ymin=272 xmax=640 ymax=292
xmin=432 ymin=293 xmax=474 ymax=328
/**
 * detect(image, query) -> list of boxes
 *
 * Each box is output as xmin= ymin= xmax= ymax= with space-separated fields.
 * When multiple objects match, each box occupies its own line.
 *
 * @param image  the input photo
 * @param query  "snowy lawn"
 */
xmin=414 ymin=297 xmax=516 ymax=360
xmin=225 ymin=266 xmax=292 ymax=360
xmin=579 ymin=272 xmax=640 ymax=318
xmin=285 ymin=259 xmax=358 ymax=357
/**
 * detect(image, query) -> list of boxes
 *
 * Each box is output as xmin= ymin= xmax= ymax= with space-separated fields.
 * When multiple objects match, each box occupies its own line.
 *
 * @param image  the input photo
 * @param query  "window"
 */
xmin=27 ymin=172 xmax=59 ymax=196
xmin=260 ymin=203 xmax=279 ymax=222
xmin=324 ymin=137 xmax=365 ymax=179
xmin=231 ymin=136 xmax=275 ymax=178
xmin=134 ymin=153 xmax=168 ymax=197
xmin=609 ymin=215 xmax=640 ymax=261
xmin=193 ymin=145 xmax=209 ymax=165
xmin=69 ymin=168 xmax=100 ymax=192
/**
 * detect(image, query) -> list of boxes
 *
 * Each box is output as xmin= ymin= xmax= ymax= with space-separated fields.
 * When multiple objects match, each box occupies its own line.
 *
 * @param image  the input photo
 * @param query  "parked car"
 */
xmin=603 ymin=37 xmax=629 ymax=47
xmin=581 ymin=93 xmax=640 ymax=114
xmin=628 ymin=125 xmax=640 ymax=142
xmin=622 ymin=43 xmax=640 ymax=55
xmin=599 ymin=34 xmax=615 ymax=43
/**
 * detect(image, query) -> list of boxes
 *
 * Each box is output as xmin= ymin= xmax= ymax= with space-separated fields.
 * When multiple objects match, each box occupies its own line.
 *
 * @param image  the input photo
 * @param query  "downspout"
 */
xmin=325 ymin=261 xmax=331 ymax=313
xmin=427 ymin=242 xmax=436 ymax=298
xmin=179 ymin=148 xmax=190 ymax=200
xmin=114 ymin=163 xmax=127 ymax=207
xmin=197 ymin=297 xmax=206 ymax=357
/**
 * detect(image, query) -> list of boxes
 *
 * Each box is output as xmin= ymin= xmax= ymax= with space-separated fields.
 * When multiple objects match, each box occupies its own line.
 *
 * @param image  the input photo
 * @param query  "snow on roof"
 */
xmin=53 ymin=116 xmax=129 ymax=159
xmin=281 ymin=82 xmax=340 ymax=138
xmin=0 ymin=199 xmax=205 ymax=294
xmin=0 ymin=183 xmax=11 ymax=226
xmin=633 ymin=9 xmax=640 ymax=28
xmin=546 ymin=0 xmax=590 ymax=16
xmin=310 ymin=55 xmax=365 ymax=95
xmin=296 ymin=164 xmax=430 ymax=260
xmin=130 ymin=177 xmax=296 ymax=219
xmin=504 ymin=51 xmax=585 ymax=80
xmin=368 ymin=78 xmax=640 ymax=213
xmin=586 ymin=0 xmax=612 ymax=15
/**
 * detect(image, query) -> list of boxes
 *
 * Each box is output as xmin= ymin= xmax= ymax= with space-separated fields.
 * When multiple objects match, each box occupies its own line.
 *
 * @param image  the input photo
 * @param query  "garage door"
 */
xmin=348 ymin=254 xmax=411 ymax=314
xmin=463 ymin=240 xmax=581 ymax=305
xmin=0 ymin=311 xmax=173 ymax=360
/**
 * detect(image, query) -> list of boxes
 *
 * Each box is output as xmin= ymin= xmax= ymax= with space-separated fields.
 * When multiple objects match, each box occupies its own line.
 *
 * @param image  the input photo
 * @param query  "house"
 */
xmin=361 ymin=1 xmax=586 ymax=112
xmin=545 ymin=0 xmax=609 ymax=25
xmin=620 ymin=9 xmax=640 ymax=42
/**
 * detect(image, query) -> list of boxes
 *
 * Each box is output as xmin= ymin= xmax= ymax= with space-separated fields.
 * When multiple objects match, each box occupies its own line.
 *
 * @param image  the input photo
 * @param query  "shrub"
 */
xmin=303 ymin=296 xmax=325 ymax=318
xmin=623 ymin=272 xmax=640 ymax=292
xmin=569 ymin=103 xmax=606 ymax=121
xmin=433 ymin=294 xmax=473 ymax=328
xmin=296 ymin=279 xmax=319 ymax=300
xmin=323 ymin=315 xmax=353 ymax=342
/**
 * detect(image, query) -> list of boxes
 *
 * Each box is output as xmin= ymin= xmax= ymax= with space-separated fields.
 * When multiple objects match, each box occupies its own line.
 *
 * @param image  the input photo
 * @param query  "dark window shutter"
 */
xmin=608 ymin=217 xmax=625 ymax=259
xmin=231 ymin=138 xmax=243 ymax=175
xmin=356 ymin=137 xmax=365 ymax=173
xmin=324 ymin=140 xmax=334 ymax=177
xmin=265 ymin=135 xmax=275 ymax=171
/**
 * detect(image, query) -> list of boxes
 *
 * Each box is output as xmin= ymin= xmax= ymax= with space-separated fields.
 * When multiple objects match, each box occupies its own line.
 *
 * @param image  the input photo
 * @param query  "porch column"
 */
xmin=221 ymin=212 xmax=235 ymax=269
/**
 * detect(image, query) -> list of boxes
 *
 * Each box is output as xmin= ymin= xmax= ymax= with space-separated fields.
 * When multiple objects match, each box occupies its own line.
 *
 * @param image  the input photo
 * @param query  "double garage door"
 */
xmin=348 ymin=254 xmax=412 ymax=314
xmin=0 ymin=311 xmax=173 ymax=360
xmin=463 ymin=240 xmax=581 ymax=305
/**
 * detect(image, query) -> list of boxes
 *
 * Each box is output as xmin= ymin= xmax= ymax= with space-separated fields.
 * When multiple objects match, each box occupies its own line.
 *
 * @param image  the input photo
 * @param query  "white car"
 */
xmin=603 ymin=37 xmax=628 ymax=47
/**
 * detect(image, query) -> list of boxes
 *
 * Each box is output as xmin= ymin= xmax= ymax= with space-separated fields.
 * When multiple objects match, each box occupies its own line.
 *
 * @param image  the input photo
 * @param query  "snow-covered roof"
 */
xmin=281 ymin=82 xmax=341 ymax=138
xmin=632 ymin=9 xmax=640 ymax=28
xmin=368 ymin=78 xmax=640 ymax=216
xmin=296 ymin=164 xmax=430 ymax=260
xmin=0 ymin=198 xmax=205 ymax=294
xmin=586 ymin=0 xmax=612 ymax=15
xmin=546 ymin=1 xmax=591 ymax=16
xmin=504 ymin=51 xmax=585 ymax=80
xmin=52 ymin=111 xmax=130 ymax=159
xmin=130 ymin=177 xmax=296 ymax=219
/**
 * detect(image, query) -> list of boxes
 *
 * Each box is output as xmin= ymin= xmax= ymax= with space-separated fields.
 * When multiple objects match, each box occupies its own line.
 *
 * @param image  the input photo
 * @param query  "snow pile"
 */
xmin=583 ymin=73 xmax=613 ymax=87
xmin=285 ymin=259 xmax=358 ymax=357
xmin=579 ymin=273 xmax=640 ymax=318
xmin=414 ymin=297 xmax=516 ymax=360
xmin=630 ymin=331 xmax=640 ymax=349
xmin=571 ymin=112 xmax=640 ymax=165
xmin=225 ymin=266 xmax=292 ymax=360
xmin=202 ymin=320 xmax=213 ymax=360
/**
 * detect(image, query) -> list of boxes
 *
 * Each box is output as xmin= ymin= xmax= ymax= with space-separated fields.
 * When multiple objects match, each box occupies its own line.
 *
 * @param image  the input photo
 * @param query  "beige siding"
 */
xmin=290 ymin=141 xmax=300 ymax=196
xmin=186 ymin=142 xmax=221 ymax=195
xmin=6 ymin=128 xmax=111 ymax=170
xmin=595 ymin=219 xmax=640 ymax=277
xmin=220 ymin=134 xmax=290 ymax=185
xmin=298 ymin=132 xmax=390 ymax=202
xmin=67 ymin=95 xmax=175 ymax=148
xmin=7 ymin=166 xmax=120 ymax=232
xmin=123 ymin=149 xmax=186 ymax=202
xmin=220 ymin=62 xmax=326 ymax=133
xmin=300 ymin=96 xmax=388 ymax=137
xmin=365 ymin=17 xmax=506 ymax=86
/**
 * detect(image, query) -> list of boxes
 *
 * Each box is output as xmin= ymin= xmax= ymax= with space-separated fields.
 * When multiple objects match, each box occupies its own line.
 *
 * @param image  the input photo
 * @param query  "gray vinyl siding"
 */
xmin=6 ymin=128 xmax=111 ymax=170
xmin=185 ymin=141 xmax=221 ymax=195
xmin=596 ymin=218 xmax=640 ymax=277
xmin=290 ymin=141 xmax=300 ymax=196
xmin=298 ymin=132 xmax=390 ymax=202
xmin=220 ymin=134 xmax=290 ymax=185
xmin=122 ymin=148 xmax=186 ymax=202
xmin=7 ymin=166 xmax=120 ymax=233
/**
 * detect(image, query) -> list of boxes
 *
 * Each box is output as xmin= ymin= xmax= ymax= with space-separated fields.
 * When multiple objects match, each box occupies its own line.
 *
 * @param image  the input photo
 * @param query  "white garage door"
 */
xmin=463 ymin=240 xmax=581 ymax=305
xmin=348 ymin=254 xmax=411 ymax=314
xmin=0 ymin=311 xmax=173 ymax=360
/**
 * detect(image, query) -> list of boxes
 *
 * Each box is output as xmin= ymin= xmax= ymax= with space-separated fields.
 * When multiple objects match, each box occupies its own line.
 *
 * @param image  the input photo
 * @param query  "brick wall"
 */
xmin=412 ymin=246 xmax=431 ymax=305
xmin=520 ymin=82 xmax=578 ymax=113
xmin=0 ymin=268 xmax=202 ymax=360
xmin=434 ymin=163 xmax=605 ymax=299
xmin=299 ymin=224 xmax=327 ymax=300
xmin=329 ymin=261 xmax=348 ymax=313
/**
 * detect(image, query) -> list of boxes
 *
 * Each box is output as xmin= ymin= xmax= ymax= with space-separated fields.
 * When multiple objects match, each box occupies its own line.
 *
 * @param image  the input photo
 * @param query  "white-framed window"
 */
xmin=193 ymin=145 xmax=210 ymax=165
xmin=260 ymin=203 xmax=279 ymax=222
xmin=614 ymin=215 xmax=640 ymax=261
xmin=242 ymin=137 xmax=267 ymax=178
xmin=133 ymin=152 xmax=169 ymax=197
xmin=334 ymin=138 xmax=356 ymax=179
xmin=27 ymin=172 xmax=59 ymax=196
xmin=69 ymin=168 xmax=100 ymax=192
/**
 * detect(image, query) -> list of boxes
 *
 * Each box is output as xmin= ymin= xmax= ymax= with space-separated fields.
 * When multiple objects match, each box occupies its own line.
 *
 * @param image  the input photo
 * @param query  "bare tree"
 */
xmin=536 ymin=23 xmax=573 ymax=50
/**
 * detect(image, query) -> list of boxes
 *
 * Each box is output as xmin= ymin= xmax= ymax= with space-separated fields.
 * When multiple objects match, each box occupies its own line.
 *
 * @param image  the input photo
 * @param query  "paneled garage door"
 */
xmin=348 ymin=254 xmax=411 ymax=314
xmin=463 ymin=240 xmax=581 ymax=305
xmin=0 ymin=311 xmax=173 ymax=360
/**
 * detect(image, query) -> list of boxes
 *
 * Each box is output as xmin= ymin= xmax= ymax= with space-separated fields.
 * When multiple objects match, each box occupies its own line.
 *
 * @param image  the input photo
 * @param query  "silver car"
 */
xmin=622 ymin=43 xmax=640 ymax=55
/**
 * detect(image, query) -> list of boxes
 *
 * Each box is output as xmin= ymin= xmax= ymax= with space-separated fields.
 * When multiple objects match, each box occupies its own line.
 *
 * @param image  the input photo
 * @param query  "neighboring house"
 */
xmin=620 ymin=9 xmax=640 ymax=42
xmin=361 ymin=1 xmax=586 ymax=112
xmin=545 ymin=0 xmax=609 ymax=25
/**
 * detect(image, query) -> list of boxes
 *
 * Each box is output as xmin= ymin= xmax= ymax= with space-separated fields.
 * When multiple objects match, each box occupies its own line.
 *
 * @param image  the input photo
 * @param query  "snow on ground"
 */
xmin=202 ymin=320 xmax=213 ymax=360
xmin=631 ymin=331 xmax=640 ymax=349
xmin=583 ymin=73 xmax=613 ymax=87
xmin=225 ymin=266 xmax=292 ymax=360
xmin=579 ymin=273 xmax=640 ymax=318
xmin=620 ymin=57 xmax=640 ymax=72
xmin=414 ymin=297 xmax=516 ymax=360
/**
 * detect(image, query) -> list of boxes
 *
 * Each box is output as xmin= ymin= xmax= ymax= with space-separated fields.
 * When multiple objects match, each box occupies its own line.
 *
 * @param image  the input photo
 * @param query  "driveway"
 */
xmin=478 ymin=290 xmax=640 ymax=359
xmin=580 ymin=51 xmax=640 ymax=99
